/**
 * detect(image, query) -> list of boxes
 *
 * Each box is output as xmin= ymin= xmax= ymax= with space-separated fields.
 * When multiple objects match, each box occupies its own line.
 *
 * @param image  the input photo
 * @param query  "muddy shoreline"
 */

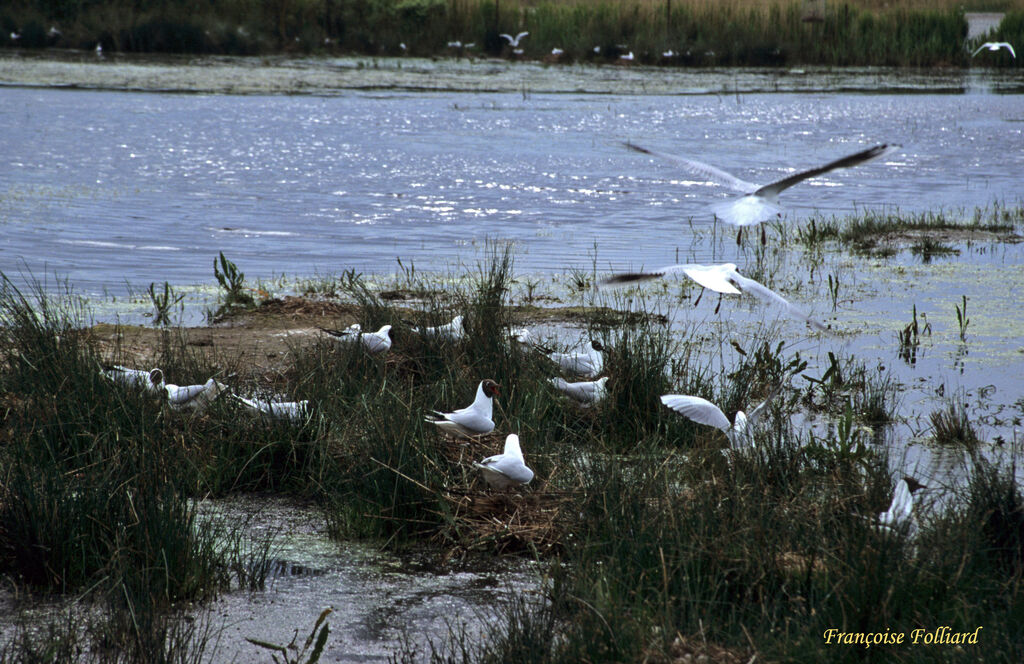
xmin=0 ymin=49 xmax=1010 ymax=96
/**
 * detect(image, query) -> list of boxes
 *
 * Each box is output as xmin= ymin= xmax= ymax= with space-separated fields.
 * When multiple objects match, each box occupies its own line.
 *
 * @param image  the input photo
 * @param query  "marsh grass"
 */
xmin=0 ymin=0 xmax=995 ymax=66
xmin=799 ymin=205 xmax=1020 ymax=255
xmin=0 ymin=275 xmax=279 ymax=661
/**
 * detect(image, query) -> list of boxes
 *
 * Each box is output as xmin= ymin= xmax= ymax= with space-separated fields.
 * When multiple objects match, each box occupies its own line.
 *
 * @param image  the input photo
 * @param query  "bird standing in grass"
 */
xmin=547 ymin=340 xmax=604 ymax=378
xmin=878 ymin=477 xmax=927 ymax=533
xmin=426 ymin=379 xmax=501 ymax=439
xmin=475 ymin=434 xmax=534 ymax=489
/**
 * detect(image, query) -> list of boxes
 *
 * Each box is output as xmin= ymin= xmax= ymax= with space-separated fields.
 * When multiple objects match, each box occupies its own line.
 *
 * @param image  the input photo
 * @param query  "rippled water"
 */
xmin=2 ymin=79 xmax=1021 ymax=297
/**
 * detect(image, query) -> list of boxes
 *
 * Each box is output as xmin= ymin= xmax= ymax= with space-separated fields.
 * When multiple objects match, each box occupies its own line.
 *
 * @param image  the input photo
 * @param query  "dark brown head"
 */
xmin=482 ymin=379 xmax=501 ymax=398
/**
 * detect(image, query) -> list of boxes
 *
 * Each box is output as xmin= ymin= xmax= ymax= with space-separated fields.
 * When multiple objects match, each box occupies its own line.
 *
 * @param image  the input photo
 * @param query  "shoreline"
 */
xmin=0 ymin=49 xmax=1013 ymax=96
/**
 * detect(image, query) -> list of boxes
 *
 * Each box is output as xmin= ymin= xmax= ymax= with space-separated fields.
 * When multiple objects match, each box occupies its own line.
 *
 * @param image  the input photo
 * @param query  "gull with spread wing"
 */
xmin=661 ymin=378 xmax=788 ymax=449
xmin=623 ymin=141 xmax=898 ymax=242
xmin=971 ymin=41 xmax=1016 ymax=58
xmin=474 ymin=433 xmax=535 ymax=490
xmin=426 ymin=379 xmax=501 ymax=439
xmin=602 ymin=262 xmax=827 ymax=332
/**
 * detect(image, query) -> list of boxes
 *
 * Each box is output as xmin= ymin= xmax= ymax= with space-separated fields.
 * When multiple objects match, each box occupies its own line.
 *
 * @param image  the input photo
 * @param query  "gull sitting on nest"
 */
xmin=320 ymin=323 xmax=393 ymax=354
xmin=474 ymin=433 xmax=534 ymax=490
xmin=426 ymin=379 xmax=501 ymax=439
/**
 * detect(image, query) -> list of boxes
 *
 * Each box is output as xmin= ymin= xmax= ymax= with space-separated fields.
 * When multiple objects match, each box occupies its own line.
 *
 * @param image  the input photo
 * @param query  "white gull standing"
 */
xmin=426 ymin=379 xmax=501 ymax=439
xmin=474 ymin=434 xmax=534 ymax=490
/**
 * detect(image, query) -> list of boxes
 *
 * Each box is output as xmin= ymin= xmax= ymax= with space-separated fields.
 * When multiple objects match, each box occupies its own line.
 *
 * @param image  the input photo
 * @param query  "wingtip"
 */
xmin=598 ymin=271 xmax=663 ymax=288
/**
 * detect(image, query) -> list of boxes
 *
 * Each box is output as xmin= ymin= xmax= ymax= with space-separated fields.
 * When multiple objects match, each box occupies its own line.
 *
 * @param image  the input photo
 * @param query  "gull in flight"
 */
xmin=601 ymin=262 xmax=827 ymax=332
xmin=164 ymin=378 xmax=229 ymax=412
xmin=546 ymin=340 xmax=604 ymax=378
xmin=474 ymin=434 xmax=535 ymax=490
xmin=320 ymin=323 xmax=392 ymax=354
xmin=971 ymin=41 xmax=1016 ymax=58
xmin=550 ymin=376 xmax=608 ymax=406
xmin=877 ymin=477 xmax=927 ymax=534
xmin=102 ymin=365 xmax=165 ymax=394
xmin=426 ymin=379 xmax=501 ymax=439
xmin=661 ymin=378 xmax=788 ymax=449
xmin=500 ymin=31 xmax=529 ymax=47
xmin=410 ymin=315 xmax=465 ymax=343
xmin=234 ymin=395 xmax=310 ymax=423
xmin=623 ymin=141 xmax=898 ymax=243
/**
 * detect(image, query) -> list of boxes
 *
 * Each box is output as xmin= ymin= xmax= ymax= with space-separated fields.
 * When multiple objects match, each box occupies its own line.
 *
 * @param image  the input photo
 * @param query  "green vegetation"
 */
xmin=1 ymin=240 xmax=1021 ymax=661
xmin=1 ymin=0 xmax=1021 ymax=67
xmin=797 ymin=204 xmax=1022 ymax=255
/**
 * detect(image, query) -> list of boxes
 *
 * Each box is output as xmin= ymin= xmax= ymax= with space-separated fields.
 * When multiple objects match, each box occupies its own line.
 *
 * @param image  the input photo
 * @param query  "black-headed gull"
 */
xmin=547 ymin=341 xmax=604 ymax=378
xmin=623 ymin=141 xmax=898 ymax=233
xmin=660 ymin=379 xmax=787 ymax=449
xmin=877 ymin=477 xmax=927 ymax=533
xmin=411 ymin=315 xmax=465 ymax=343
xmin=164 ymin=378 xmax=229 ymax=412
xmin=550 ymin=376 xmax=608 ymax=405
xmin=971 ymin=41 xmax=1016 ymax=58
xmin=474 ymin=434 xmax=534 ymax=490
xmin=320 ymin=323 xmax=392 ymax=354
xmin=102 ymin=365 xmax=165 ymax=394
xmin=426 ymin=379 xmax=500 ymax=439
xmin=234 ymin=395 xmax=310 ymax=423
xmin=602 ymin=262 xmax=827 ymax=332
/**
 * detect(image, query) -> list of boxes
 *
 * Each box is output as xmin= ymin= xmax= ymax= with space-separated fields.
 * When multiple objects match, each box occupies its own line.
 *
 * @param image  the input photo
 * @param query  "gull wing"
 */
xmin=745 ymin=380 xmax=787 ymax=426
xmin=660 ymin=394 xmax=732 ymax=433
xmin=726 ymin=270 xmax=828 ymax=332
xmin=682 ymin=264 xmax=742 ymax=295
xmin=755 ymin=144 xmax=896 ymax=199
xmin=623 ymin=142 xmax=759 ymax=194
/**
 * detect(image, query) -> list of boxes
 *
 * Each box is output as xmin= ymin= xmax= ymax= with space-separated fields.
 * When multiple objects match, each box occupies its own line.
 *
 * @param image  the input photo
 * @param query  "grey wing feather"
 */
xmin=623 ymin=142 xmax=759 ymax=194
xmin=728 ymin=272 xmax=827 ymax=332
xmin=755 ymin=144 xmax=896 ymax=198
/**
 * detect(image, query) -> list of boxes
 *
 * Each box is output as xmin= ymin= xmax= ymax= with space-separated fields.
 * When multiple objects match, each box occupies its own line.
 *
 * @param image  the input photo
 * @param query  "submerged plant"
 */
xmin=929 ymin=400 xmax=980 ymax=449
xmin=247 ymin=608 xmax=332 ymax=664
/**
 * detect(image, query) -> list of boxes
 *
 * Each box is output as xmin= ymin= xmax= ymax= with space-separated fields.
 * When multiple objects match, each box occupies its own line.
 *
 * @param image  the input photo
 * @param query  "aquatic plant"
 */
xmin=247 ymin=608 xmax=332 ymax=664
xmin=955 ymin=294 xmax=970 ymax=343
xmin=929 ymin=400 xmax=981 ymax=449
xmin=147 ymin=279 xmax=185 ymax=326
xmin=213 ymin=251 xmax=255 ymax=317
xmin=897 ymin=304 xmax=930 ymax=366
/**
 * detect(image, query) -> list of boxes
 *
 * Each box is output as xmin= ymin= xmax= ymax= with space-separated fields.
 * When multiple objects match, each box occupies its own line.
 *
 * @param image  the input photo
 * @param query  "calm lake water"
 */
xmin=2 ymin=76 xmax=1021 ymax=295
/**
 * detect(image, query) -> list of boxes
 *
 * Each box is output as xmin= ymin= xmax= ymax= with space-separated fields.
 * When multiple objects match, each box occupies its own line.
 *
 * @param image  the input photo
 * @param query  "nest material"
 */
xmin=439 ymin=487 xmax=575 ymax=555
